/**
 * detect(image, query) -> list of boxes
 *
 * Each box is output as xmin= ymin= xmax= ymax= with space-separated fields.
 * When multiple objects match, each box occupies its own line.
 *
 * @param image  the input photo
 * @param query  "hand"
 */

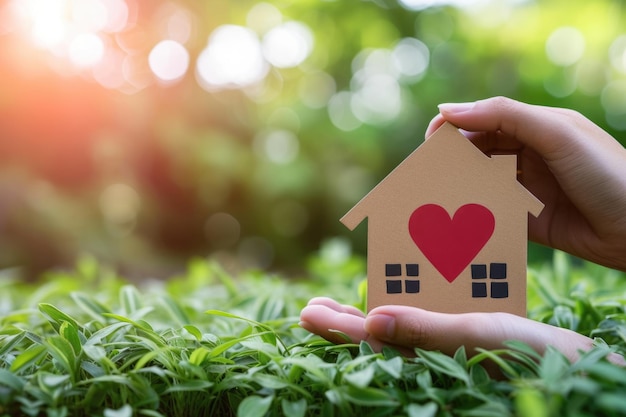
xmin=299 ymin=297 xmax=624 ymax=365
xmin=426 ymin=97 xmax=626 ymax=271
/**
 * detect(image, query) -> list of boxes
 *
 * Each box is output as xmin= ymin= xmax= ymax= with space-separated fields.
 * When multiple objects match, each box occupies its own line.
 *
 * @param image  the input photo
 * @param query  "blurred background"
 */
xmin=0 ymin=0 xmax=625 ymax=280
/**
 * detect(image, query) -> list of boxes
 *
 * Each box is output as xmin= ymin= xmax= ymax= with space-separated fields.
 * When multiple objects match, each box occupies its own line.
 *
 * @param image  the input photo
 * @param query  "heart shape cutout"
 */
xmin=408 ymin=204 xmax=495 ymax=283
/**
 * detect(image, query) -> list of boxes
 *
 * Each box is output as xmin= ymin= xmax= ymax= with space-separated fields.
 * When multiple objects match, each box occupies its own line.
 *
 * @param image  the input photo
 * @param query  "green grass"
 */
xmin=1 ymin=243 xmax=626 ymax=417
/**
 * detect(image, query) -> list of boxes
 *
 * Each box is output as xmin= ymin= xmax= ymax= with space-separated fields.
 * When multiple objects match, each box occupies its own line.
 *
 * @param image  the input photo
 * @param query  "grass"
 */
xmin=1 ymin=241 xmax=626 ymax=417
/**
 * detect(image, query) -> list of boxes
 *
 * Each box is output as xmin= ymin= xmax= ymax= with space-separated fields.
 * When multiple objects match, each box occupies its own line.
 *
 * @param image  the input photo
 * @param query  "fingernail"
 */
xmin=366 ymin=314 xmax=396 ymax=339
xmin=438 ymin=102 xmax=475 ymax=114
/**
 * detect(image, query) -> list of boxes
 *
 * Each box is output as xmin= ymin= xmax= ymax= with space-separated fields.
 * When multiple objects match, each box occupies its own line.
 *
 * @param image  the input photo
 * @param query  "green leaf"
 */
xmin=205 ymin=309 xmax=290 ymax=353
xmin=163 ymin=380 xmax=213 ymax=393
xmin=183 ymin=325 xmax=203 ymax=341
xmin=0 ymin=331 xmax=26 ymax=357
xmin=160 ymin=295 xmax=190 ymax=325
xmin=189 ymin=347 xmax=210 ymax=366
xmin=0 ymin=369 xmax=25 ymax=390
xmin=343 ymin=366 xmax=375 ymax=388
xmin=406 ymin=402 xmax=438 ymax=417
xmin=342 ymin=385 xmax=399 ymax=407
xmin=71 ymin=292 xmax=111 ymax=321
xmin=237 ymin=395 xmax=273 ymax=417
xmin=45 ymin=335 xmax=77 ymax=377
xmin=104 ymin=404 xmax=133 ymax=417
xmin=10 ymin=344 xmax=48 ymax=373
xmin=120 ymin=285 xmax=142 ymax=315
xmin=515 ymin=387 xmax=548 ymax=417
xmin=39 ymin=303 xmax=80 ymax=332
xmin=281 ymin=398 xmax=306 ymax=417
xmin=59 ymin=321 xmax=82 ymax=355
xmin=415 ymin=348 xmax=470 ymax=385
xmin=376 ymin=356 xmax=403 ymax=379
xmin=359 ymin=340 xmax=375 ymax=356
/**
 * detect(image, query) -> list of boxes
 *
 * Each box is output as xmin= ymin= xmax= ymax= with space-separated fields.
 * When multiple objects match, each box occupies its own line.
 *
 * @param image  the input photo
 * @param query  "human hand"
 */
xmin=299 ymin=297 xmax=624 ymax=365
xmin=426 ymin=97 xmax=626 ymax=271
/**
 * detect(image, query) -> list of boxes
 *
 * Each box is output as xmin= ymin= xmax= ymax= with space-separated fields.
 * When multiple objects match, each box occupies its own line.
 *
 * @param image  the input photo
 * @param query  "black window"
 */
xmin=491 ymin=282 xmax=508 ymax=298
xmin=385 ymin=264 xmax=402 ymax=276
xmin=471 ymin=264 xmax=487 ymax=279
xmin=406 ymin=264 xmax=419 ymax=276
xmin=405 ymin=280 xmax=420 ymax=293
xmin=490 ymin=263 xmax=507 ymax=279
xmin=386 ymin=280 xmax=402 ymax=294
xmin=472 ymin=282 xmax=487 ymax=298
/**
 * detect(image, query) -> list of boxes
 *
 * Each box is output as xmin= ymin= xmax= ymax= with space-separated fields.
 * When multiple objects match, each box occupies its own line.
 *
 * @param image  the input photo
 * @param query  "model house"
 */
xmin=341 ymin=122 xmax=544 ymax=316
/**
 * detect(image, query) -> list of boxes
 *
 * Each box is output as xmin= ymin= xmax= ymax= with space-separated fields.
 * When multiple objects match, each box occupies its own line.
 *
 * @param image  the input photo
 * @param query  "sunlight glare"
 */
xmin=196 ymin=25 xmax=268 ymax=90
xmin=149 ymin=40 xmax=190 ymax=82
xmin=69 ymin=33 xmax=105 ymax=68
xmin=31 ymin=16 xmax=65 ymax=49
xmin=72 ymin=0 xmax=108 ymax=33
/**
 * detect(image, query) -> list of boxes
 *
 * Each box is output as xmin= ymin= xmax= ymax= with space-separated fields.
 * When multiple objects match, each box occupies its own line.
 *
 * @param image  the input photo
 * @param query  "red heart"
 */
xmin=408 ymin=204 xmax=495 ymax=283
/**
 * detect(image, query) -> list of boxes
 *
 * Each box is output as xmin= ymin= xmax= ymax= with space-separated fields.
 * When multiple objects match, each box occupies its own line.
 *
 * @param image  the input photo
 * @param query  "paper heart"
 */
xmin=408 ymin=204 xmax=495 ymax=283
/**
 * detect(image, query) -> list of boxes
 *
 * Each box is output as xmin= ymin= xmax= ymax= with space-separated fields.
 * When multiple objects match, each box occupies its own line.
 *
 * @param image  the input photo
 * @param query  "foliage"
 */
xmin=1 ymin=249 xmax=626 ymax=417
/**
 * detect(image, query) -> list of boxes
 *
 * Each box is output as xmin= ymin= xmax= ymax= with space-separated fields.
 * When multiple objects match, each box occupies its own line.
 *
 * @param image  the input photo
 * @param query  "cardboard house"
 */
xmin=341 ymin=122 xmax=544 ymax=316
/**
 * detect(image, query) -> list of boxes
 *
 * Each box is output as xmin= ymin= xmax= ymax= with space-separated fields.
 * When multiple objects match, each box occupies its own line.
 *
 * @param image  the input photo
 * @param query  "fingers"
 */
xmin=299 ymin=298 xmax=414 ymax=355
xmin=364 ymin=305 xmax=610 ymax=363
xmin=299 ymin=298 xmax=368 ymax=345
xmin=431 ymin=96 xmax=580 ymax=158
xmin=304 ymin=297 xmax=365 ymax=318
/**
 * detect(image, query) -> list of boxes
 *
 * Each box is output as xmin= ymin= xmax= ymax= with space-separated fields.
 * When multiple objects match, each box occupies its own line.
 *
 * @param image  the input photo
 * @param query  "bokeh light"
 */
xmin=205 ymin=212 xmax=241 ymax=248
xmin=196 ymin=25 xmax=268 ymax=91
xmin=545 ymin=26 xmax=586 ymax=67
xmin=399 ymin=0 xmax=479 ymax=11
xmin=262 ymin=21 xmax=314 ymax=68
xmin=609 ymin=34 xmax=626 ymax=74
xmin=149 ymin=40 xmax=190 ymax=83
xmin=254 ymin=130 xmax=300 ymax=164
xmin=328 ymin=91 xmax=362 ymax=131
xmin=72 ymin=0 xmax=108 ymax=33
xmin=102 ymin=0 xmax=130 ymax=33
xmin=392 ymin=38 xmax=430 ymax=82
xmin=99 ymin=183 xmax=141 ymax=237
xmin=298 ymin=71 xmax=336 ymax=109
xmin=271 ymin=200 xmax=309 ymax=237
xmin=246 ymin=2 xmax=282 ymax=35
xmin=69 ymin=33 xmax=105 ymax=68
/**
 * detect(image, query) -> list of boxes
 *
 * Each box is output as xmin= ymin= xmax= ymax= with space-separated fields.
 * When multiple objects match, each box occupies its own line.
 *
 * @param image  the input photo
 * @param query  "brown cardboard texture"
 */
xmin=341 ymin=122 xmax=544 ymax=316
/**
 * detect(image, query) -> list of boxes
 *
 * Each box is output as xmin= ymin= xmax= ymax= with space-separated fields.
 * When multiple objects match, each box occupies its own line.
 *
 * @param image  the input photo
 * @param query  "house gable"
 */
xmin=341 ymin=122 xmax=542 ymax=230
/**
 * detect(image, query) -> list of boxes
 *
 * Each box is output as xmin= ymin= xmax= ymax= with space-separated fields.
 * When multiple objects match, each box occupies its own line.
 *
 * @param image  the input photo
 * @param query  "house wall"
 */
xmin=366 ymin=204 xmax=530 ymax=316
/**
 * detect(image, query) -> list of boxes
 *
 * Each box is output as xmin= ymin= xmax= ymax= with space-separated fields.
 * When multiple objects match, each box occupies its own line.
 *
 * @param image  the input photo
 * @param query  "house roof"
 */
xmin=341 ymin=122 xmax=544 ymax=230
